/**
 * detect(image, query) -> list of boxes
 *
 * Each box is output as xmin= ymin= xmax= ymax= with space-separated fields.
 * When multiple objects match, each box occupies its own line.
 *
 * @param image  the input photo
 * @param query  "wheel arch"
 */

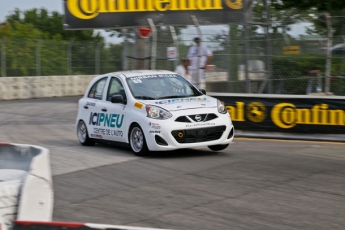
xmin=127 ymin=122 xmax=140 ymax=142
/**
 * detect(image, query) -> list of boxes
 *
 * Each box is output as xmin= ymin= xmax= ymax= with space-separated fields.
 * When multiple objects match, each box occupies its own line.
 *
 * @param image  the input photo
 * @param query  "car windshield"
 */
xmin=126 ymin=74 xmax=203 ymax=100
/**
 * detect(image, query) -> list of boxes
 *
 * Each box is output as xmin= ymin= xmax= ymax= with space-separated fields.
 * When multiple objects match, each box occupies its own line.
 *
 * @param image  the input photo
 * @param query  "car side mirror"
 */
xmin=199 ymin=89 xmax=206 ymax=95
xmin=111 ymin=95 xmax=126 ymax=104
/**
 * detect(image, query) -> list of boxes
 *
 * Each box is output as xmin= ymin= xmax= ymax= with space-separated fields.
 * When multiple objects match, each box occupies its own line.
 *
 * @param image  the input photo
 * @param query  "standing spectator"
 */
xmin=187 ymin=37 xmax=213 ymax=88
xmin=174 ymin=58 xmax=191 ymax=82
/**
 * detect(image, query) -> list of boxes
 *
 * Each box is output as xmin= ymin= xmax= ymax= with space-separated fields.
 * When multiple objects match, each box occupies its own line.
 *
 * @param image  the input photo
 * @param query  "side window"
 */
xmin=107 ymin=77 xmax=126 ymax=101
xmin=88 ymin=77 xmax=107 ymax=100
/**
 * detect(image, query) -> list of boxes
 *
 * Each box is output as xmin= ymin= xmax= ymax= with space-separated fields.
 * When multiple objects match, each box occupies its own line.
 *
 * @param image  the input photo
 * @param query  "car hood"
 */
xmin=142 ymin=95 xmax=218 ymax=111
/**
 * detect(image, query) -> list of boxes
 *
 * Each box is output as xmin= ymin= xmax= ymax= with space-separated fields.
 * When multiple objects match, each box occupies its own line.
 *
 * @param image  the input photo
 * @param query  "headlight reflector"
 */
xmin=217 ymin=100 xmax=227 ymax=114
xmin=146 ymin=105 xmax=172 ymax=119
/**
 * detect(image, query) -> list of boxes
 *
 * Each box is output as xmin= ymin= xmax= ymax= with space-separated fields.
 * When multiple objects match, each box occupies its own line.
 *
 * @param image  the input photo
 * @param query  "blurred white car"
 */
xmin=76 ymin=70 xmax=234 ymax=155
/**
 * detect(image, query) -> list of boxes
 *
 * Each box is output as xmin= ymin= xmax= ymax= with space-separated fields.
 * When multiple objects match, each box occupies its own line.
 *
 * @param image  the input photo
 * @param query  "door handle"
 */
xmin=102 ymin=108 xmax=107 ymax=112
xmin=84 ymin=106 xmax=89 ymax=109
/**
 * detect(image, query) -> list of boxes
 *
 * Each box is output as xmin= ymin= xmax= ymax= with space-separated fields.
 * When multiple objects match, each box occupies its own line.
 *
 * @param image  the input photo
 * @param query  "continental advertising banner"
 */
xmin=214 ymin=94 xmax=345 ymax=134
xmin=63 ymin=0 xmax=249 ymax=29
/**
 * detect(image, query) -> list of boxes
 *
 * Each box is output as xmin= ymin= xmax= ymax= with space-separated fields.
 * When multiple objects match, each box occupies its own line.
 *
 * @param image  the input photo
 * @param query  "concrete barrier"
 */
xmin=0 ymin=143 xmax=53 ymax=230
xmin=0 ymin=143 xmax=168 ymax=230
xmin=0 ymin=75 xmax=97 ymax=100
xmin=14 ymin=221 xmax=171 ymax=230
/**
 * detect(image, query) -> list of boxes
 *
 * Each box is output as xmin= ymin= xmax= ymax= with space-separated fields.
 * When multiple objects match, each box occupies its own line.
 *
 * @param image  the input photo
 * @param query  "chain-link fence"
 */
xmin=0 ymin=39 xmax=122 ymax=77
xmin=1 ymin=8 xmax=345 ymax=96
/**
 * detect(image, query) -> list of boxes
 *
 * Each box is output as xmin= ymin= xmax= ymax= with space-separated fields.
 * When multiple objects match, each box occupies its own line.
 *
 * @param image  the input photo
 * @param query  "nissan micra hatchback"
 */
xmin=76 ymin=70 xmax=234 ymax=155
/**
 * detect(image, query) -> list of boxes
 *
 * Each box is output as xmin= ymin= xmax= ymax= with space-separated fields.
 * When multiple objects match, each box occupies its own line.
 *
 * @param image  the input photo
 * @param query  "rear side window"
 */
xmin=88 ymin=77 xmax=107 ymax=100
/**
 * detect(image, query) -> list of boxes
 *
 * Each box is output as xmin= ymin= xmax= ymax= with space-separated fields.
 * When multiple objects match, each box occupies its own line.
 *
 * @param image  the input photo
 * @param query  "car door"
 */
xmin=95 ymin=76 xmax=127 ymax=142
xmin=84 ymin=76 xmax=109 ymax=140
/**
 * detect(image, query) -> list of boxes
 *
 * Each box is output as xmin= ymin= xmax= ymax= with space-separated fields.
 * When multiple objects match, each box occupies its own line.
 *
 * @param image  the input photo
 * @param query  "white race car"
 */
xmin=76 ymin=70 xmax=234 ymax=155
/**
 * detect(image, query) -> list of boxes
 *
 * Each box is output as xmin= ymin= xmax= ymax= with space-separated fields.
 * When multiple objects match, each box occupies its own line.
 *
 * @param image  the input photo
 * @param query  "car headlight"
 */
xmin=146 ymin=105 xmax=172 ymax=119
xmin=217 ymin=100 xmax=227 ymax=114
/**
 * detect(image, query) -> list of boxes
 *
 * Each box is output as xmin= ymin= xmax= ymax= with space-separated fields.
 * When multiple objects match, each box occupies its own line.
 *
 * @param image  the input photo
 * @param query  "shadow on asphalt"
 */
xmin=94 ymin=141 xmax=221 ymax=159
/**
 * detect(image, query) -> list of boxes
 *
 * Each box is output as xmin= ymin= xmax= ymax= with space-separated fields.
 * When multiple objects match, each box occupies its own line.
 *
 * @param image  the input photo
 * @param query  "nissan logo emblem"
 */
xmin=195 ymin=115 xmax=202 ymax=122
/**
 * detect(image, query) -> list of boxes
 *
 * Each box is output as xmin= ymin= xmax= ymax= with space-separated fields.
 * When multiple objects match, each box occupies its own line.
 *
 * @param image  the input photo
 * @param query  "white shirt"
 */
xmin=174 ymin=65 xmax=191 ymax=82
xmin=187 ymin=45 xmax=213 ymax=70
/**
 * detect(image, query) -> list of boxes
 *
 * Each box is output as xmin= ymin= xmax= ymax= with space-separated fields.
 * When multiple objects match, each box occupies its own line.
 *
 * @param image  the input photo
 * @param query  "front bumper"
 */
xmin=143 ymin=110 xmax=234 ymax=151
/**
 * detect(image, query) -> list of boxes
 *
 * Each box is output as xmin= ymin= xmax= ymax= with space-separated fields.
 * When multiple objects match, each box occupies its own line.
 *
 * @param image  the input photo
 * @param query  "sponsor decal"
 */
xmin=86 ymin=102 xmax=96 ymax=106
xmin=149 ymin=122 xmax=159 ymax=126
xmin=271 ymin=103 xmax=345 ymax=129
xmin=156 ymin=97 xmax=209 ymax=105
xmin=94 ymin=128 xmax=123 ymax=137
xmin=226 ymin=101 xmax=345 ymax=129
xmin=89 ymin=112 xmax=124 ymax=128
xmin=134 ymin=101 xmax=143 ymax=109
xmin=246 ymin=102 xmax=267 ymax=123
xmin=66 ymin=0 xmax=242 ymax=20
xmin=129 ymin=74 xmax=178 ymax=83
xmin=149 ymin=130 xmax=161 ymax=133
xmin=149 ymin=122 xmax=161 ymax=129
xmin=90 ymin=134 xmax=102 ymax=139
xmin=186 ymin=122 xmax=215 ymax=128
xmin=225 ymin=0 xmax=242 ymax=9
xmin=226 ymin=102 xmax=245 ymax=122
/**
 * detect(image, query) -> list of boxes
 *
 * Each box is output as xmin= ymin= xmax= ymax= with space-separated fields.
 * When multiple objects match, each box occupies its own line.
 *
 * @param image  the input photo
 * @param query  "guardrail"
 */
xmin=0 ymin=143 xmax=53 ymax=230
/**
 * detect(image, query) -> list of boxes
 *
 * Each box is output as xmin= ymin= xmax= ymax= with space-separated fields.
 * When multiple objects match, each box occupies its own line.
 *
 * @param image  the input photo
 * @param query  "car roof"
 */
xmin=90 ymin=70 xmax=179 ymax=85
xmin=112 ymin=70 xmax=176 ymax=78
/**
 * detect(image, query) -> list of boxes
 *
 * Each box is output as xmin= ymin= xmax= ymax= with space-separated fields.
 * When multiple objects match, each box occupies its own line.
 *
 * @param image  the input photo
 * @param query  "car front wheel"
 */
xmin=129 ymin=124 xmax=148 ymax=156
xmin=77 ymin=120 xmax=95 ymax=146
xmin=208 ymin=144 xmax=229 ymax=151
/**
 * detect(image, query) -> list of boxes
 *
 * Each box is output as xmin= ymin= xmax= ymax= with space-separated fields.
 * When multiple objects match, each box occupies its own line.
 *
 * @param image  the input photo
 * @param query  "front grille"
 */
xmin=175 ymin=113 xmax=218 ymax=123
xmin=171 ymin=126 xmax=226 ymax=143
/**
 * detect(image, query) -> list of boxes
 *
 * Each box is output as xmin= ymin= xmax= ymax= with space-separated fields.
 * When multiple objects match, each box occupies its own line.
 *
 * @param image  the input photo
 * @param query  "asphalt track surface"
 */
xmin=1 ymin=97 xmax=345 ymax=230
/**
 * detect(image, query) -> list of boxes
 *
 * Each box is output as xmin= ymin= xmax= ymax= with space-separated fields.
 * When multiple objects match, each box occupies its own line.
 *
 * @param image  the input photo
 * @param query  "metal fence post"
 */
xmin=148 ymin=18 xmax=157 ymax=70
xmin=67 ymin=40 xmax=74 ymax=75
xmin=170 ymin=26 xmax=179 ymax=69
xmin=1 ymin=37 xmax=6 ymax=77
xmin=95 ymin=41 xmax=102 ymax=74
xmin=36 ymin=39 xmax=42 ymax=76
xmin=325 ymin=13 xmax=333 ymax=94
xmin=191 ymin=15 xmax=202 ymax=89
xmin=244 ymin=22 xmax=250 ymax=93
xmin=264 ymin=0 xmax=272 ymax=94
xmin=122 ymin=29 xmax=128 ymax=71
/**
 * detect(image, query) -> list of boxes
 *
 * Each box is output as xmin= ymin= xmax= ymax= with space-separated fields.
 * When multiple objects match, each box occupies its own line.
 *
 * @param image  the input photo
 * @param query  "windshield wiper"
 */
xmin=135 ymin=96 xmax=156 ymax=100
xmin=157 ymin=95 xmax=191 ymax=99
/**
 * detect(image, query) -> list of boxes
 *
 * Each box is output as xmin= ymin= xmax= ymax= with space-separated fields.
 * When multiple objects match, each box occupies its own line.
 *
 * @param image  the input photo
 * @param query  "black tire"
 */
xmin=77 ymin=120 xmax=95 ymax=146
xmin=129 ymin=124 xmax=149 ymax=156
xmin=208 ymin=144 xmax=229 ymax=151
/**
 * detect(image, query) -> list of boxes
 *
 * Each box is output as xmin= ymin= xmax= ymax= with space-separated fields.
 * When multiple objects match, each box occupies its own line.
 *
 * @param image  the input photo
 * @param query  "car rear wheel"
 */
xmin=208 ymin=144 xmax=229 ymax=151
xmin=77 ymin=120 xmax=95 ymax=146
xmin=129 ymin=124 xmax=148 ymax=156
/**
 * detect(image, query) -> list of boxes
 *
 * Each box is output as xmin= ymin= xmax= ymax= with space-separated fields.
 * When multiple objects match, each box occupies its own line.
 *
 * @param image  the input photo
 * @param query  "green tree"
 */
xmin=271 ymin=0 xmax=345 ymax=37
xmin=6 ymin=8 xmax=103 ymax=42
xmin=0 ymin=22 xmax=47 ymax=76
xmin=306 ymin=10 xmax=345 ymax=38
xmin=100 ymin=44 xmax=123 ymax=73
xmin=272 ymin=0 xmax=345 ymax=11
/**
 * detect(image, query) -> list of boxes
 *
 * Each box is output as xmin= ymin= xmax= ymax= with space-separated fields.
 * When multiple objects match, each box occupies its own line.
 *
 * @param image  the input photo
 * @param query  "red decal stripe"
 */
xmin=15 ymin=221 xmax=85 ymax=228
